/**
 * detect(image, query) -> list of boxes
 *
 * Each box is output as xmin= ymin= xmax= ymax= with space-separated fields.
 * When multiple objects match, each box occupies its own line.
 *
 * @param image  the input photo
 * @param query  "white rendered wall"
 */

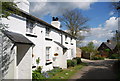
xmin=2 ymin=15 xmax=26 ymax=35
xmin=62 ymin=34 xmax=76 ymax=60
xmin=17 ymin=44 xmax=32 ymax=79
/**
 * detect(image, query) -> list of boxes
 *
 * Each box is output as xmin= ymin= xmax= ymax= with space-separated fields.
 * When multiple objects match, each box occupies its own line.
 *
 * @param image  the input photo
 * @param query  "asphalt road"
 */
xmin=69 ymin=58 xmax=118 ymax=81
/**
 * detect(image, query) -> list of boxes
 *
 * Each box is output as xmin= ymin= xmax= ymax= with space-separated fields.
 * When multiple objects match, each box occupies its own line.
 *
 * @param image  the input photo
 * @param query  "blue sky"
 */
xmin=30 ymin=1 xmax=119 ymax=47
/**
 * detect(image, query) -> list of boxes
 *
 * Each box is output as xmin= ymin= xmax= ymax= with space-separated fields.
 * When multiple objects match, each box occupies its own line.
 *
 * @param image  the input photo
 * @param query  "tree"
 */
xmin=0 ymin=0 xmax=17 ymax=18
xmin=59 ymin=9 xmax=89 ymax=46
xmin=112 ymin=1 xmax=120 ymax=11
xmin=80 ymin=42 xmax=97 ymax=53
xmin=60 ymin=9 xmax=89 ymax=37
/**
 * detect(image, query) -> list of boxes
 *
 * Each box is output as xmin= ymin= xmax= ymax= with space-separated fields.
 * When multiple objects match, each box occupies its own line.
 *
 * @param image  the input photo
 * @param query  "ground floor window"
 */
xmin=46 ymin=47 xmax=51 ymax=61
xmin=71 ymin=49 xmax=74 ymax=57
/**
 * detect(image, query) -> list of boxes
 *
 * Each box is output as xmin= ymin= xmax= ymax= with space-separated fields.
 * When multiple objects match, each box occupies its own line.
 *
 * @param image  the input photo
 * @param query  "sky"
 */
xmin=29 ymin=0 xmax=119 ymax=47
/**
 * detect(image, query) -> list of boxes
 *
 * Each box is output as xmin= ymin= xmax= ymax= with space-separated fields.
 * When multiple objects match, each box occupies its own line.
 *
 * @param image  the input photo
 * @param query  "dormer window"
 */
xmin=26 ymin=19 xmax=35 ymax=33
xmin=46 ymin=27 xmax=50 ymax=36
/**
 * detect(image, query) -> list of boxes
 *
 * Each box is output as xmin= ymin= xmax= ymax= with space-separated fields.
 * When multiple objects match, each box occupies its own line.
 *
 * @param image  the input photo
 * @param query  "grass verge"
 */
xmin=49 ymin=63 xmax=87 ymax=79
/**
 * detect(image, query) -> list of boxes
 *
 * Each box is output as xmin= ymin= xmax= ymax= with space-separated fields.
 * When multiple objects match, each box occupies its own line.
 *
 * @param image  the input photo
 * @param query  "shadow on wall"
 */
xmin=17 ymin=44 xmax=31 ymax=66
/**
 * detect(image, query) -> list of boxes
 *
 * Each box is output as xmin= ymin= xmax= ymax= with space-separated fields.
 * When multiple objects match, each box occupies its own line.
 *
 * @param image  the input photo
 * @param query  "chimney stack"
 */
xmin=107 ymin=40 xmax=111 ymax=44
xmin=51 ymin=17 xmax=60 ymax=29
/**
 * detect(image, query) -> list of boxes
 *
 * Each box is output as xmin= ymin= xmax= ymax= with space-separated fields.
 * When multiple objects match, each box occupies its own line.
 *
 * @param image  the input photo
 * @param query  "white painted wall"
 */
xmin=1 ymin=3 xmax=77 ymax=74
xmin=2 ymin=15 xmax=26 ymax=34
xmin=62 ymin=34 xmax=76 ymax=60
xmin=17 ymin=44 xmax=32 ymax=79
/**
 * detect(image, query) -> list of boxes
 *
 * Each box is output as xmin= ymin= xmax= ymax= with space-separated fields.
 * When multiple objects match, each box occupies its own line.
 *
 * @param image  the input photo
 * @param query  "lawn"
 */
xmin=49 ymin=63 xmax=87 ymax=79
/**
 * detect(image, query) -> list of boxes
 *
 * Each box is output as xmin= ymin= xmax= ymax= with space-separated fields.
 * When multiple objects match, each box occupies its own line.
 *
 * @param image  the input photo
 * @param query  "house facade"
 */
xmin=0 ymin=0 xmax=76 ymax=79
xmin=98 ymin=40 xmax=117 ymax=57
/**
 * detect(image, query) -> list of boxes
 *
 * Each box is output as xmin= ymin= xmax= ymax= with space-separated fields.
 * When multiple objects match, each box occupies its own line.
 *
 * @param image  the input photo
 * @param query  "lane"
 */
xmin=69 ymin=58 xmax=118 ymax=80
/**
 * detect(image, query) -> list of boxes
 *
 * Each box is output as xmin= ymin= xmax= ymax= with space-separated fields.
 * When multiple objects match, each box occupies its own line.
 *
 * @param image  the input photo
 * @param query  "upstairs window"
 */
xmin=70 ymin=38 xmax=72 ymax=42
xmin=65 ymin=35 xmax=67 ymax=41
xmin=46 ymin=28 xmax=50 ymax=36
xmin=26 ymin=19 xmax=35 ymax=33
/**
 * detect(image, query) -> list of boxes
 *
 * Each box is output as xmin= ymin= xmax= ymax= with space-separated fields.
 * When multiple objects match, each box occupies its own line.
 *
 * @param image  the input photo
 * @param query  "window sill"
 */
xmin=65 ymin=42 xmax=68 ymax=44
xmin=45 ymin=36 xmax=52 ymax=41
xmin=26 ymin=32 xmax=37 ymax=38
xmin=71 ymin=43 xmax=73 ymax=45
xmin=46 ymin=62 xmax=52 ymax=65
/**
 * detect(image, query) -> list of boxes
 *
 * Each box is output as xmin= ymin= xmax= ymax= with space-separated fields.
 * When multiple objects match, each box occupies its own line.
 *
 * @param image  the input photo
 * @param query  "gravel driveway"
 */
xmin=69 ymin=58 xmax=118 ymax=81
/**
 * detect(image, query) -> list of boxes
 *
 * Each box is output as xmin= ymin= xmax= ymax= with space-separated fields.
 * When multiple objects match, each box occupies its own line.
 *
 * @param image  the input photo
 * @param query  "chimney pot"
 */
xmin=51 ymin=17 xmax=60 ymax=29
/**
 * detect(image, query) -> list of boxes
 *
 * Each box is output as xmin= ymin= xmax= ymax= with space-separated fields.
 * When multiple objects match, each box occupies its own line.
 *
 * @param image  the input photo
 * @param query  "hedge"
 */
xmin=67 ymin=57 xmax=81 ymax=68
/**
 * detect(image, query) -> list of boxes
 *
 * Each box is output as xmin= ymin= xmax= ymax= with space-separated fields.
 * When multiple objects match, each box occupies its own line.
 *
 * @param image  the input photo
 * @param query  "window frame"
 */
xmin=26 ymin=19 xmax=35 ymax=33
xmin=46 ymin=27 xmax=51 ymax=36
xmin=46 ymin=47 xmax=51 ymax=61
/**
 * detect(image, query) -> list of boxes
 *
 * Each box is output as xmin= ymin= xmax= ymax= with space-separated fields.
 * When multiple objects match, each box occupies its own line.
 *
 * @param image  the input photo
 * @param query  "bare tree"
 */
xmin=112 ymin=1 xmax=120 ymax=11
xmin=0 ymin=0 xmax=17 ymax=18
xmin=59 ymin=9 xmax=89 ymax=46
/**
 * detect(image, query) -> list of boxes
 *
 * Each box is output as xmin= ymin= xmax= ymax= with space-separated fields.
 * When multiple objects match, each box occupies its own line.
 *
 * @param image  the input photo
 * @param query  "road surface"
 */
xmin=69 ymin=58 xmax=118 ymax=81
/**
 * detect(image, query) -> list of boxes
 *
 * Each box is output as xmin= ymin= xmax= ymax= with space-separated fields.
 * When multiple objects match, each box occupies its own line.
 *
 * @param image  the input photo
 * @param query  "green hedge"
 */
xmin=32 ymin=70 xmax=46 ymax=79
xmin=67 ymin=58 xmax=81 ymax=68
xmin=91 ymin=55 xmax=104 ymax=60
xmin=71 ymin=59 xmax=77 ymax=67
xmin=109 ymin=54 xmax=119 ymax=59
xmin=73 ymin=57 xmax=82 ymax=64
xmin=67 ymin=60 xmax=72 ymax=68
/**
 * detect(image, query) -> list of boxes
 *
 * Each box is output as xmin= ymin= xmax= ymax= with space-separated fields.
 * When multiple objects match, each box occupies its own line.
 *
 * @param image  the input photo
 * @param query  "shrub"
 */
xmin=36 ymin=66 xmax=42 ymax=73
xmin=32 ymin=70 xmax=46 ymax=79
xmin=73 ymin=57 xmax=82 ymax=64
xmin=71 ymin=59 xmax=77 ymax=67
xmin=67 ymin=59 xmax=78 ymax=68
xmin=91 ymin=55 xmax=104 ymax=60
xmin=109 ymin=54 xmax=119 ymax=59
xmin=67 ymin=60 xmax=72 ymax=68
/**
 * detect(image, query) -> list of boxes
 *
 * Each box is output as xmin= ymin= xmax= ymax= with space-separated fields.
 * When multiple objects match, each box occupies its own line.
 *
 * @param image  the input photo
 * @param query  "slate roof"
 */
xmin=98 ymin=42 xmax=117 ymax=50
xmin=2 ymin=30 xmax=34 ymax=45
xmin=8 ymin=6 xmax=76 ymax=39
xmin=103 ymin=42 xmax=117 ymax=50
xmin=54 ymin=41 xmax=68 ymax=49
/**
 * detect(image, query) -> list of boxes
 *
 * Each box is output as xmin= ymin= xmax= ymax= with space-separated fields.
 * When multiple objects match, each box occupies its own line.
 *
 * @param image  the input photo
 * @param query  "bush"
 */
xmin=32 ymin=70 xmax=46 ymax=79
xmin=67 ymin=60 xmax=72 ymax=68
xmin=67 ymin=59 xmax=78 ymax=68
xmin=109 ymin=54 xmax=119 ymax=59
xmin=36 ymin=66 xmax=42 ymax=73
xmin=73 ymin=57 xmax=82 ymax=64
xmin=91 ymin=55 xmax=104 ymax=60
xmin=71 ymin=59 xmax=77 ymax=67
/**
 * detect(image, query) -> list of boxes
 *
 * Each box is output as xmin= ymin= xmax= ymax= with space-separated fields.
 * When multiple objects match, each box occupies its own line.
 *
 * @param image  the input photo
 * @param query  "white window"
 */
xmin=46 ymin=47 xmax=51 ymax=61
xmin=26 ymin=19 xmax=35 ymax=33
xmin=46 ymin=28 xmax=50 ymax=36
xmin=65 ymin=35 xmax=67 ymax=41
xmin=71 ymin=49 xmax=74 ymax=57
xmin=70 ymin=38 xmax=72 ymax=42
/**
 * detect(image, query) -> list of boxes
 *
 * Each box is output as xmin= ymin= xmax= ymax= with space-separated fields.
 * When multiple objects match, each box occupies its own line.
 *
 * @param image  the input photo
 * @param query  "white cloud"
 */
xmin=80 ymin=17 xmax=119 ymax=47
xmin=29 ymin=1 xmax=96 ymax=17
xmin=109 ymin=11 xmax=114 ymax=16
